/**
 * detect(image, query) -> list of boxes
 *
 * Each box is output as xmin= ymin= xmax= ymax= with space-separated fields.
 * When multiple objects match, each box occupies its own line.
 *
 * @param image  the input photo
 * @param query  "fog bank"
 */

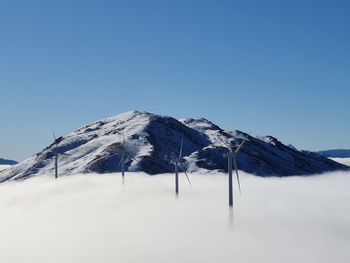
xmin=0 ymin=172 xmax=349 ymax=263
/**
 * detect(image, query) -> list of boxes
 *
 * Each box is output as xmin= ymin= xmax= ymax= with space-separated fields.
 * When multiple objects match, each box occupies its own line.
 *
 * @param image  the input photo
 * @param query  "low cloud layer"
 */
xmin=0 ymin=172 xmax=349 ymax=263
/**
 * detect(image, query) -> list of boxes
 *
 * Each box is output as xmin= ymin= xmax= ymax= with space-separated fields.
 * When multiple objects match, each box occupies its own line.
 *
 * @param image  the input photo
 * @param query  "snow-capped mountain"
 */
xmin=0 ymin=158 xmax=17 ymax=165
xmin=0 ymin=111 xmax=347 ymax=182
xmin=317 ymin=149 xmax=350 ymax=158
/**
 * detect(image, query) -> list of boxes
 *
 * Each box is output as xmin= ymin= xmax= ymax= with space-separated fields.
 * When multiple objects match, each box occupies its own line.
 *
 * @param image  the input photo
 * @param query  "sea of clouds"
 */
xmin=0 ymin=171 xmax=349 ymax=263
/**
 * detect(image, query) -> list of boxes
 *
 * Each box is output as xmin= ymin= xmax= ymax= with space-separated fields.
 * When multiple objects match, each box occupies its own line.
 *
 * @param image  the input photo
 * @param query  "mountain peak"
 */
xmin=181 ymin=117 xmax=222 ymax=131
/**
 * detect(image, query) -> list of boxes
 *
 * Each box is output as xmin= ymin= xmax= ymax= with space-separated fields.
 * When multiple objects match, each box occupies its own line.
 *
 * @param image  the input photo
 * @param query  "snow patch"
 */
xmin=0 ymin=165 xmax=11 ymax=172
xmin=330 ymin=158 xmax=350 ymax=166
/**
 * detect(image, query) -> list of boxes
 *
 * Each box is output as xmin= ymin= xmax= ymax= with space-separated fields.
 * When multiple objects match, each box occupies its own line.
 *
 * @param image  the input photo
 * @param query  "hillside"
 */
xmin=0 ymin=111 xmax=347 ymax=182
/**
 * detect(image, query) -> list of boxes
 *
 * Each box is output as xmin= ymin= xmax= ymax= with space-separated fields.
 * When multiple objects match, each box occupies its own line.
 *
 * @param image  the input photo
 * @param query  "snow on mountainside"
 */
xmin=0 ymin=111 xmax=348 ymax=182
xmin=330 ymin=158 xmax=350 ymax=167
xmin=0 ymin=165 xmax=12 ymax=172
xmin=181 ymin=118 xmax=348 ymax=175
xmin=0 ymin=158 xmax=17 ymax=172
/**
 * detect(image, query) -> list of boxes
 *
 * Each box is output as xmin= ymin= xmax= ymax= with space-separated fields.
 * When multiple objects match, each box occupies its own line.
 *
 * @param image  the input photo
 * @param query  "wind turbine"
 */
xmin=221 ymin=134 xmax=249 ymax=207
xmin=117 ymin=133 xmax=129 ymax=178
xmin=173 ymin=134 xmax=191 ymax=195
xmin=51 ymin=132 xmax=70 ymax=179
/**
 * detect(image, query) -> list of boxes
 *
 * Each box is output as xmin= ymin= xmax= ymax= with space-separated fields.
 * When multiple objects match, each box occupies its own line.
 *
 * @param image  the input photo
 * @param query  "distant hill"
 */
xmin=0 ymin=158 xmax=17 ymax=165
xmin=317 ymin=149 xmax=350 ymax=158
xmin=0 ymin=111 xmax=348 ymax=182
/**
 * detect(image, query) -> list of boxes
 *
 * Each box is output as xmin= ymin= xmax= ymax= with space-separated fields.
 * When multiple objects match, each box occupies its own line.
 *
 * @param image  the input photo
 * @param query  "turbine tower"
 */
xmin=51 ymin=132 xmax=70 ymax=179
xmin=116 ymin=133 xmax=132 ymax=178
xmin=221 ymin=134 xmax=249 ymax=207
xmin=173 ymin=134 xmax=191 ymax=195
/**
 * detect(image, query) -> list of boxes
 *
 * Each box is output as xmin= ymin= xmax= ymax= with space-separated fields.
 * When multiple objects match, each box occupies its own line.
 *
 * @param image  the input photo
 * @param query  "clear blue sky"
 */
xmin=1 ymin=0 xmax=349 ymax=161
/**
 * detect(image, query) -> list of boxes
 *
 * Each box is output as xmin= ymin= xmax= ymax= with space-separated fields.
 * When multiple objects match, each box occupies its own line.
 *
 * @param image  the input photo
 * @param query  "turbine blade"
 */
xmin=184 ymin=170 xmax=192 ymax=186
xmin=179 ymin=134 xmax=184 ymax=158
xmin=180 ymin=162 xmax=192 ymax=185
xmin=219 ymin=137 xmax=234 ymax=153
xmin=219 ymin=137 xmax=230 ymax=148
xmin=117 ymin=158 xmax=123 ymax=170
xmin=52 ymin=131 xmax=57 ymax=141
xmin=233 ymin=157 xmax=241 ymax=194
xmin=234 ymin=134 xmax=249 ymax=153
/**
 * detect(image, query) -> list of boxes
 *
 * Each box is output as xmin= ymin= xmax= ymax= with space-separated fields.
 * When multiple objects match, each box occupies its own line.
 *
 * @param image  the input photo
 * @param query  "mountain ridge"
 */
xmin=0 ymin=111 xmax=347 ymax=182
